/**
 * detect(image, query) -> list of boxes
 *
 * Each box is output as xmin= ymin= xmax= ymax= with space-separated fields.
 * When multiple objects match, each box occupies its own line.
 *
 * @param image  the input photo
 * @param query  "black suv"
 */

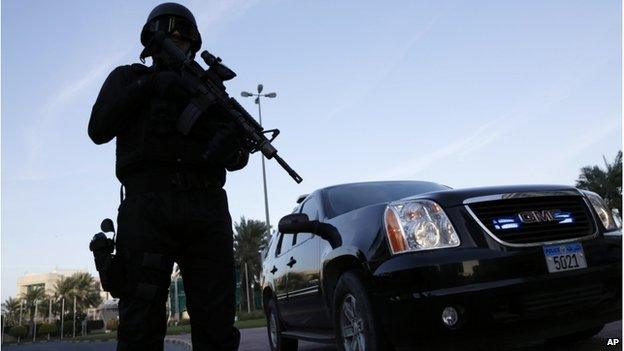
xmin=260 ymin=181 xmax=622 ymax=351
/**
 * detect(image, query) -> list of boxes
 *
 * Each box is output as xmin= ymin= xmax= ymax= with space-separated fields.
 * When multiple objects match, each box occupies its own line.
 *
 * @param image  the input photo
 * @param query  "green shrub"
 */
xmin=3 ymin=324 xmax=14 ymax=334
xmin=38 ymin=323 xmax=57 ymax=336
xmin=34 ymin=323 xmax=45 ymax=334
xmin=9 ymin=325 xmax=27 ymax=339
xmin=177 ymin=318 xmax=191 ymax=326
xmin=61 ymin=321 xmax=73 ymax=336
xmin=237 ymin=310 xmax=265 ymax=321
xmin=87 ymin=320 xmax=105 ymax=332
xmin=106 ymin=319 xmax=119 ymax=331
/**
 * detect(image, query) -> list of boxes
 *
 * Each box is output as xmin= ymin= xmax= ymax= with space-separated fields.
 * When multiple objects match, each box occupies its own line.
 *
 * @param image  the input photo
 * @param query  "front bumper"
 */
xmin=371 ymin=237 xmax=621 ymax=349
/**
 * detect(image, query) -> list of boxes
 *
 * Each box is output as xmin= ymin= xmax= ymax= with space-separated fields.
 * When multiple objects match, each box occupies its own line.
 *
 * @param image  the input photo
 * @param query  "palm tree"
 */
xmin=70 ymin=272 xmax=103 ymax=313
xmin=20 ymin=286 xmax=46 ymax=335
xmin=2 ymin=297 xmax=22 ymax=326
xmin=576 ymin=151 xmax=622 ymax=212
xmin=53 ymin=273 xmax=103 ymax=318
xmin=233 ymin=217 xmax=269 ymax=311
xmin=53 ymin=276 xmax=74 ymax=319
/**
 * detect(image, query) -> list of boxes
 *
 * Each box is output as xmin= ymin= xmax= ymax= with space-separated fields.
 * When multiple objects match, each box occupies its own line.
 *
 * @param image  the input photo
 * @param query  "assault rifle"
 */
xmin=145 ymin=32 xmax=303 ymax=183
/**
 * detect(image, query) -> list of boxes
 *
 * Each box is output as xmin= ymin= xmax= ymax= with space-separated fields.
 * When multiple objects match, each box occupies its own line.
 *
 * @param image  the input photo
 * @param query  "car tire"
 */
xmin=546 ymin=324 xmax=604 ymax=345
xmin=333 ymin=270 xmax=388 ymax=351
xmin=266 ymin=299 xmax=298 ymax=351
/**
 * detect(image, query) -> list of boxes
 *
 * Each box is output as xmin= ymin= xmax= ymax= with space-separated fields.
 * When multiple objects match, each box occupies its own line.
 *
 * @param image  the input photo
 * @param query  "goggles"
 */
xmin=148 ymin=16 xmax=199 ymax=43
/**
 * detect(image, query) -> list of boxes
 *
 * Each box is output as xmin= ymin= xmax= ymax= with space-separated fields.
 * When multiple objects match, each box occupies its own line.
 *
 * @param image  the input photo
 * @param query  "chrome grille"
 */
xmin=466 ymin=194 xmax=596 ymax=246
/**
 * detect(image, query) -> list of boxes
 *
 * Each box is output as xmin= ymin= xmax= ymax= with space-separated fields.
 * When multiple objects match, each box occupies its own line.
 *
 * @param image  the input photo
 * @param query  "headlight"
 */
xmin=582 ymin=190 xmax=621 ymax=230
xmin=384 ymin=200 xmax=460 ymax=254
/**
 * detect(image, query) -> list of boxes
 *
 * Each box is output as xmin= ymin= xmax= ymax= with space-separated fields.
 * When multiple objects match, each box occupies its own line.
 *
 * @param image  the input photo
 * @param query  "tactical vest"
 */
xmin=115 ymin=64 xmax=225 ymax=184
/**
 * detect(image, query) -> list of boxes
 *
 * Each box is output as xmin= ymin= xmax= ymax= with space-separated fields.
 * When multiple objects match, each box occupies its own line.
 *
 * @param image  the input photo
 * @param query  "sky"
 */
xmin=1 ymin=0 xmax=621 ymax=301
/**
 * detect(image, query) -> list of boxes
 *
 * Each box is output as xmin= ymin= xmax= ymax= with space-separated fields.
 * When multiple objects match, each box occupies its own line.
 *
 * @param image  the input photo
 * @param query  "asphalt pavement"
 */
xmin=2 ymin=322 xmax=620 ymax=350
xmin=0 ymin=340 xmax=188 ymax=351
xmin=165 ymin=320 xmax=622 ymax=351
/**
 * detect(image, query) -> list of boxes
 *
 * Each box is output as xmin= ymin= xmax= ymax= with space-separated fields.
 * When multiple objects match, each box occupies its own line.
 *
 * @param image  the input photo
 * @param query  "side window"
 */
xmin=301 ymin=195 xmax=320 ymax=220
xmin=277 ymin=233 xmax=296 ymax=256
xmin=294 ymin=195 xmax=321 ymax=245
xmin=264 ymin=232 xmax=278 ymax=259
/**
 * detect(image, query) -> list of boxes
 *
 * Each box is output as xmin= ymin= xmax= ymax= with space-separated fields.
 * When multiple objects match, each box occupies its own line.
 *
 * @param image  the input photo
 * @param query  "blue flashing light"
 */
xmin=553 ymin=211 xmax=575 ymax=224
xmin=492 ymin=217 xmax=521 ymax=230
xmin=492 ymin=210 xmax=575 ymax=230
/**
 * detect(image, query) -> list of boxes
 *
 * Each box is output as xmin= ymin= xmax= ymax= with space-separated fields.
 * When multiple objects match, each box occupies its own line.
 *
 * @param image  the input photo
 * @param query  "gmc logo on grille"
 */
xmin=518 ymin=209 xmax=560 ymax=223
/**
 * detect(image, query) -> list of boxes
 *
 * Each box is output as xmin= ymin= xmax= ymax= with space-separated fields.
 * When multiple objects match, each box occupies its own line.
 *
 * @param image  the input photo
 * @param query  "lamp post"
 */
xmin=19 ymin=300 xmax=23 ymax=326
xmin=241 ymin=84 xmax=277 ymax=239
xmin=72 ymin=295 xmax=77 ymax=338
xmin=60 ymin=298 xmax=65 ymax=340
xmin=33 ymin=300 xmax=38 ymax=342
xmin=174 ymin=274 xmax=180 ymax=322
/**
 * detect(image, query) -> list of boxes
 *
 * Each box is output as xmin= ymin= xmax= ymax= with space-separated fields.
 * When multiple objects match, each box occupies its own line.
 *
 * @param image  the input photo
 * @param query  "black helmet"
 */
xmin=140 ymin=2 xmax=202 ymax=54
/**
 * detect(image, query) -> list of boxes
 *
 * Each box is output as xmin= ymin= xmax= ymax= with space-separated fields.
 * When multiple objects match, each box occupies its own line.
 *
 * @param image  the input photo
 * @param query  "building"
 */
xmin=169 ymin=268 xmax=187 ymax=321
xmin=16 ymin=268 xmax=109 ymax=301
xmin=17 ymin=269 xmax=85 ymax=296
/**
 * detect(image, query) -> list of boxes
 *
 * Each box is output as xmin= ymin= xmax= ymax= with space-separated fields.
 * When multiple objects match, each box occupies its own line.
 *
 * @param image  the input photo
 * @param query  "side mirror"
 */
xmin=278 ymin=213 xmax=310 ymax=233
xmin=101 ymin=218 xmax=116 ymax=234
xmin=278 ymin=214 xmax=342 ymax=249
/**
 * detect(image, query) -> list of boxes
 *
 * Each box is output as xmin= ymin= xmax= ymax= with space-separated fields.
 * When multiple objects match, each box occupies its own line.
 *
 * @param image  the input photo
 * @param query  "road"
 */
xmin=167 ymin=320 xmax=622 ymax=351
xmin=0 ymin=340 xmax=188 ymax=351
xmin=2 ymin=322 xmax=620 ymax=350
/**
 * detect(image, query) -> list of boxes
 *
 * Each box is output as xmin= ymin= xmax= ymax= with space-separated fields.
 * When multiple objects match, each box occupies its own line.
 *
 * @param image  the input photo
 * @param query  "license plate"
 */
xmin=543 ymin=243 xmax=587 ymax=273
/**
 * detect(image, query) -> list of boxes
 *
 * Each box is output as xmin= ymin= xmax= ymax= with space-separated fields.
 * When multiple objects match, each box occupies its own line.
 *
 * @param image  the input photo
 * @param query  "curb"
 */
xmin=166 ymin=337 xmax=193 ymax=350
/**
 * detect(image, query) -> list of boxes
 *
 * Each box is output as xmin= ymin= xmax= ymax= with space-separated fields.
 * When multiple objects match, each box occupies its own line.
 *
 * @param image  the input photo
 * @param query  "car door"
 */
xmin=272 ymin=232 xmax=296 ymax=311
xmin=280 ymin=194 xmax=328 ymax=329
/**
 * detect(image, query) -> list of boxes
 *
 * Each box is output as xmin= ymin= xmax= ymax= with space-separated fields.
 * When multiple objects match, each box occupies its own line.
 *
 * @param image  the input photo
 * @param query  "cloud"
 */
xmin=562 ymin=116 xmax=621 ymax=160
xmin=322 ymin=15 xmax=439 ymax=122
xmin=373 ymin=51 xmax=617 ymax=181
xmin=16 ymin=51 xmax=128 ymax=181
xmin=375 ymin=114 xmax=518 ymax=180
xmin=39 ymin=51 xmax=127 ymax=117
xmin=189 ymin=0 xmax=260 ymax=38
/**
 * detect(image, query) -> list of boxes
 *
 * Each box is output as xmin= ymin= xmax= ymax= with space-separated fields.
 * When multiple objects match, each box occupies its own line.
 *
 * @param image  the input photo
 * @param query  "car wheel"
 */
xmin=266 ymin=299 xmax=298 ymax=351
xmin=547 ymin=324 xmax=604 ymax=345
xmin=333 ymin=270 xmax=387 ymax=351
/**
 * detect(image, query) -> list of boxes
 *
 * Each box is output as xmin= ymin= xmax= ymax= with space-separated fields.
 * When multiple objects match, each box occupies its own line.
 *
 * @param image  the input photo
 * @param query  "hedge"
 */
xmin=38 ymin=323 xmax=57 ymax=336
xmin=58 ymin=320 xmax=74 ymax=336
xmin=87 ymin=320 xmax=105 ymax=332
xmin=9 ymin=325 xmax=27 ymax=339
xmin=237 ymin=310 xmax=265 ymax=321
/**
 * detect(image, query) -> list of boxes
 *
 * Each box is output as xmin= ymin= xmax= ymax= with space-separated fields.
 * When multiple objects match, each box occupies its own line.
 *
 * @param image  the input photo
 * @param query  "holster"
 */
xmin=95 ymin=253 xmax=125 ymax=298
xmin=90 ymin=234 xmax=125 ymax=298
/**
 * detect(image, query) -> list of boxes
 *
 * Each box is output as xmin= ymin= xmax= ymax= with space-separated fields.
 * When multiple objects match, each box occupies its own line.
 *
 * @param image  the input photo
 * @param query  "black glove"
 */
xmin=203 ymin=123 xmax=244 ymax=165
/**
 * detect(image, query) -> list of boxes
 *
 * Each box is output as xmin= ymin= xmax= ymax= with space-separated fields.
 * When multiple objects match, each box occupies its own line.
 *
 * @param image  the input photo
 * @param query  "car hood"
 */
xmin=396 ymin=184 xmax=581 ymax=208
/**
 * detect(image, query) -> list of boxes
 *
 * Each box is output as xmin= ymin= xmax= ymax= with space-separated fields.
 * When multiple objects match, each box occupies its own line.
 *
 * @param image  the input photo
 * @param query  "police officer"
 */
xmin=89 ymin=3 xmax=244 ymax=350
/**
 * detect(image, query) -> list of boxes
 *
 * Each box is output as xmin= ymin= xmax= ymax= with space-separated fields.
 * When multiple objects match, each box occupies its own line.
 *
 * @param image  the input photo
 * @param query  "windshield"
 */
xmin=324 ymin=181 xmax=449 ymax=218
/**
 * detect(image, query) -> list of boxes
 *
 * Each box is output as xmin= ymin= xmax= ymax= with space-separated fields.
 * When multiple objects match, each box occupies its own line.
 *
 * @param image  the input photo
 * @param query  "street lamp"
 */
xmin=241 ymin=84 xmax=277 ymax=239
xmin=19 ymin=300 xmax=23 ymax=326
xmin=60 ymin=298 xmax=65 ymax=340
xmin=33 ymin=300 xmax=38 ymax=342
xmin=174 ymin=273 xmax=180 ymax=322
xmin=72 ymin=293 xmax=77 ymax=338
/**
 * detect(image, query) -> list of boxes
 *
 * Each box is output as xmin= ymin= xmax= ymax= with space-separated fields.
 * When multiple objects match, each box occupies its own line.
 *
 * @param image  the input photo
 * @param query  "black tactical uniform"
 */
xmin=89 ymin=3 xmax=244 ymax=350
